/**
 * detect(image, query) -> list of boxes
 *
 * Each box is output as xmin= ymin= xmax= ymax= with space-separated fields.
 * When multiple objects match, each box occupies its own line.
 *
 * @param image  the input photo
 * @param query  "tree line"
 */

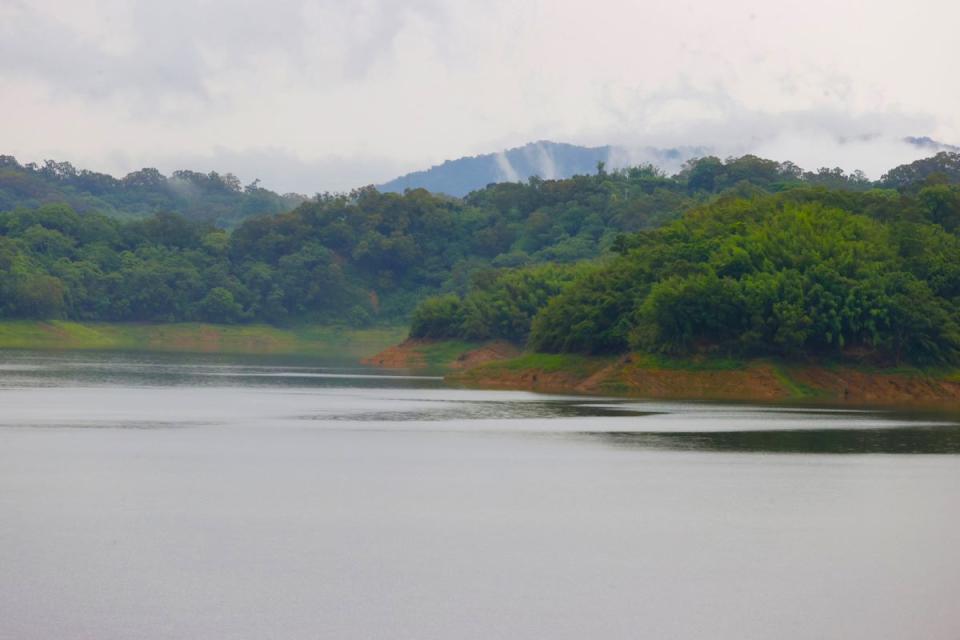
xmin=0 ymin=156 xmax=305 ymax=227
xmin=3 ymin=151 xmax=960 ymax=361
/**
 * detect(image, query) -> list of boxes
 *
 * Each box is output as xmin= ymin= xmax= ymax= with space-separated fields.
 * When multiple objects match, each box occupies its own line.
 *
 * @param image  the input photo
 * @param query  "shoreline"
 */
xmin=5 ymin=325 xmax=959 ymax=407
xmin=369 ymin=339 xmax=960 ymax=407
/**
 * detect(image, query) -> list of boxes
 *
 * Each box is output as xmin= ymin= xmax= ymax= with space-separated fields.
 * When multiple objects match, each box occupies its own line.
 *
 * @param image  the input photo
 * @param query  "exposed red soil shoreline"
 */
xmin=360 ymin=338 xmax=434 ymax=368
xmin=365 ymin=340 xmax=960 ymax=406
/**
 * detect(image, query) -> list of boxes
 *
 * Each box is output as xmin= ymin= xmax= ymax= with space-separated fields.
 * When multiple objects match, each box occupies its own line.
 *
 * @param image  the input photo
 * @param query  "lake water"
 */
xmin=1 ymin=351 xmax=959 ymax=639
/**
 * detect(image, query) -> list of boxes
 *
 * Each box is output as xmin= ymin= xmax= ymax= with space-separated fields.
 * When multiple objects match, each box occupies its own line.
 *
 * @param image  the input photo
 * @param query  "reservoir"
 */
xmin=1 ymin=351 xmax=959 ymax=639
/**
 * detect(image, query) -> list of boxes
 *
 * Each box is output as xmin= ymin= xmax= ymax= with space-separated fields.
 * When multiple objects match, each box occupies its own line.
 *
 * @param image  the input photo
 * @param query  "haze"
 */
xmin=1 ymin=0 xmax=958 ymax=192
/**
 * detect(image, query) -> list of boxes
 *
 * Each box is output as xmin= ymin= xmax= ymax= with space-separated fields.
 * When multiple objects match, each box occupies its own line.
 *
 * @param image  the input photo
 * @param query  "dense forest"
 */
xmin=0 ymin=156 xmax=305 ymax=227
xmin=3 ymin=150 xmax=960 ymax=366
xmin=0 ymin=153 xmax=790 ymax=324
xmin=411 ymin=152 xmax=960 ymax=366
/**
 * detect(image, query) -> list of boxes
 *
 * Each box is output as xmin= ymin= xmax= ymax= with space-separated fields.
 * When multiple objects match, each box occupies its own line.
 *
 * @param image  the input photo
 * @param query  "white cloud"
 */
xmin=1 ymin=0 xmax=958 ymax=191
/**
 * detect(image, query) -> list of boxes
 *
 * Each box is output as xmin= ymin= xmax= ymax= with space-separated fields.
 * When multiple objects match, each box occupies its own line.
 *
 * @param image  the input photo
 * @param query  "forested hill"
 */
xmin=411 ymin=151 xmax=960 ymax=366
xmin=2 ymin=152 xmax=960 ymax=338
xmin=378 ymin=137 xmax=958 ymax=198
xmin=0 ymin=156 xmax=306 ymax=227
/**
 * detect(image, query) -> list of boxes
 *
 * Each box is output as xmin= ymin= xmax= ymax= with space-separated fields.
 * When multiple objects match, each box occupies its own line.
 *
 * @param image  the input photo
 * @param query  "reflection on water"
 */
xmin=3 ymin=350 xmax=960 ymax=640
xmin=322 ymin=400 xmax=659 ymax=422
xmin=1 ymin=349 xmax=959 ymax=455
xmin=594 ymin=426 xmax=960 ymax=454
xmin=0 ymin=350 xmax=443 ymax=390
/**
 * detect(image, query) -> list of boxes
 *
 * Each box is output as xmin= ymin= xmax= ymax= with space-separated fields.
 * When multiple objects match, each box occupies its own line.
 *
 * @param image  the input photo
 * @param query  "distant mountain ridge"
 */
xmin=2 ymin=137 xmax=957 ymax=219
xmin=905 ymin=136 xmax=960 ymax=153
xmin=379 ymin=137 xmax=960 ymax=198
xmin=378 ymin=141 xmax=705 ymax=197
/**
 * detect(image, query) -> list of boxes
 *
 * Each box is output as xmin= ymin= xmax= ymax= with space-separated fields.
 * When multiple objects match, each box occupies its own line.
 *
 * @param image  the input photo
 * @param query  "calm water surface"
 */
xmin=1 ymin=351 xmax=959 ymax=639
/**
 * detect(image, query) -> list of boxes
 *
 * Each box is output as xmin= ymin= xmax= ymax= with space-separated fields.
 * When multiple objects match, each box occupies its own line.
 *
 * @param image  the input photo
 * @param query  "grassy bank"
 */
xmin=0 ymin=320 xmax=407 ymax=358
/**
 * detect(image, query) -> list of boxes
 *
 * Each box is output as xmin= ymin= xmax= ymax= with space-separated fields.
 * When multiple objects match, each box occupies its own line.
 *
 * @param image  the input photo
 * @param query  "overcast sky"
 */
xmin=1 ymin=0 xmax=958 ymax=193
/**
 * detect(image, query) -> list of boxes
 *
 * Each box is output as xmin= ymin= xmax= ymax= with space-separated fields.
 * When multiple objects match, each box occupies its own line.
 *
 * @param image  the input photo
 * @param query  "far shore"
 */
xmin=365 ymin=338 xmax=960 ymax=407
xmin=6 ymin=324 xmax=960 ymax=407
xmin=0 ymin=320 xmax=406 ymax=359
